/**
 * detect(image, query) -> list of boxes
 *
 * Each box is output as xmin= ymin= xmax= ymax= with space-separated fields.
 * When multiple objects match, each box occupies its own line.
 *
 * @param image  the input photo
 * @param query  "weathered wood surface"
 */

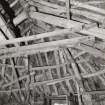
xmin=0 ymin=0 xmax=105 ymax=105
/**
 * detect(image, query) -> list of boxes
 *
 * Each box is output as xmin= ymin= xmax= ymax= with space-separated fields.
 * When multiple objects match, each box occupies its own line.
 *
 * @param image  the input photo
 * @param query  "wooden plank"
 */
xmin=0 ymin=36 xmax=88 ymax=59
xmin=13 ymin=11 xmax=27 ymax=25
xmin=57 ymin=0 xmax=105 ymax=15
xmin=86 ymin=90 xmax=105 ymax=95
xmin=82 ymin=69 xmax=105 ymax=78
xmin=85 ymin=1 xmax=105 ymax=4
xmin=0 ymin=29 xmax=71 ymax=46
xmin=71 ymin=1 xmax=105 ymax=15
xmin=87 ymin=27 xmax=105 ymax=37
xmin=0 ymin=15 xmax=14 ymax=39
xmin=75 ymin=43 xmax=105 ymax=59
xmin=32 ymin=1 xmax=105 ymax=23
xmin=31 ymin=76 xmax=74 ymax=86
xmin=29 ymin=12 xmax=83 ymax=28
xmin=76 ymin=1 xmax=105 ymax=5
xmin=80 ymin=27 xmax=105 ymax=40
xmin=34 ymin=3 xmax=91 ymax=24
xmin=0 ymin=15 xmax=18 ymax=47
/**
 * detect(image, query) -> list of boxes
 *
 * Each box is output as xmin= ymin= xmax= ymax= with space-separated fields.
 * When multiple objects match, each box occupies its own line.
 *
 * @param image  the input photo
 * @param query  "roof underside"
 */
xmin=0 ymin=0 xmax=105 ymax=105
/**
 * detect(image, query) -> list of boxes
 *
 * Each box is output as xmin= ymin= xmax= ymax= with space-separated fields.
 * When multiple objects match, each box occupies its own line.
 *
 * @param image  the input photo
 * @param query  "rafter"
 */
xmin=29 ymin=12 xmax=83 ymax=29
xmin=31 ymin=0 xmax=105 ymax=23
xmin=74 ymin=43 xmax=105 ymax=59
xmin=0 ymin=29 xmax=72 ymax=46
xmin=57 ymin=0 xmax=105 ymax=15
xmin=0 ymin=36 xmax=89 ymax=59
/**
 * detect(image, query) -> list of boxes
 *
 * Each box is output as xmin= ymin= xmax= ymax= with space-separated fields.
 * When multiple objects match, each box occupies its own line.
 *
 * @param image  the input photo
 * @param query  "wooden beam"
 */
xmin=71 ymin=1 xmax=105 ymax=15
xmin=0 ymin=31 xmax=7 ymax=41
xmin=0 ymin=15 xmax=15 ymax=39
xmin=84 ymin=1 xmax=105 ymax=4
xmin=86 ymin=90 xmax=105 ymax=95
xmin=82 ymin=69 xmax=105 ymax=78
xmin=0 ymin=36 xmax=89 ymax=59
xmin=14 ymin=10 xmax=105 ymax=40
xmin=31 ymin=75 xmax=74 ymax=86
xmin=57 ymin=0 xmax=105 ymax=15
xmin=0 ymin=29 xmax=71 ymax=46
xmin=74 ymin=43 xmax=105 ymax=59
xmin=80 ymin=27 xmax=105 ymax=40
xmin=34 ymin=3 xmax=90 ymax=24
xmin=32 ymin=1 xmax=105 ymax=23
xmin=0 ymin=14 xmax=18 ymax=47
xmin=13 ymin=11 xmax=27 ymax=25
xmin=29 ymin=12 xmax=83 ymax=28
